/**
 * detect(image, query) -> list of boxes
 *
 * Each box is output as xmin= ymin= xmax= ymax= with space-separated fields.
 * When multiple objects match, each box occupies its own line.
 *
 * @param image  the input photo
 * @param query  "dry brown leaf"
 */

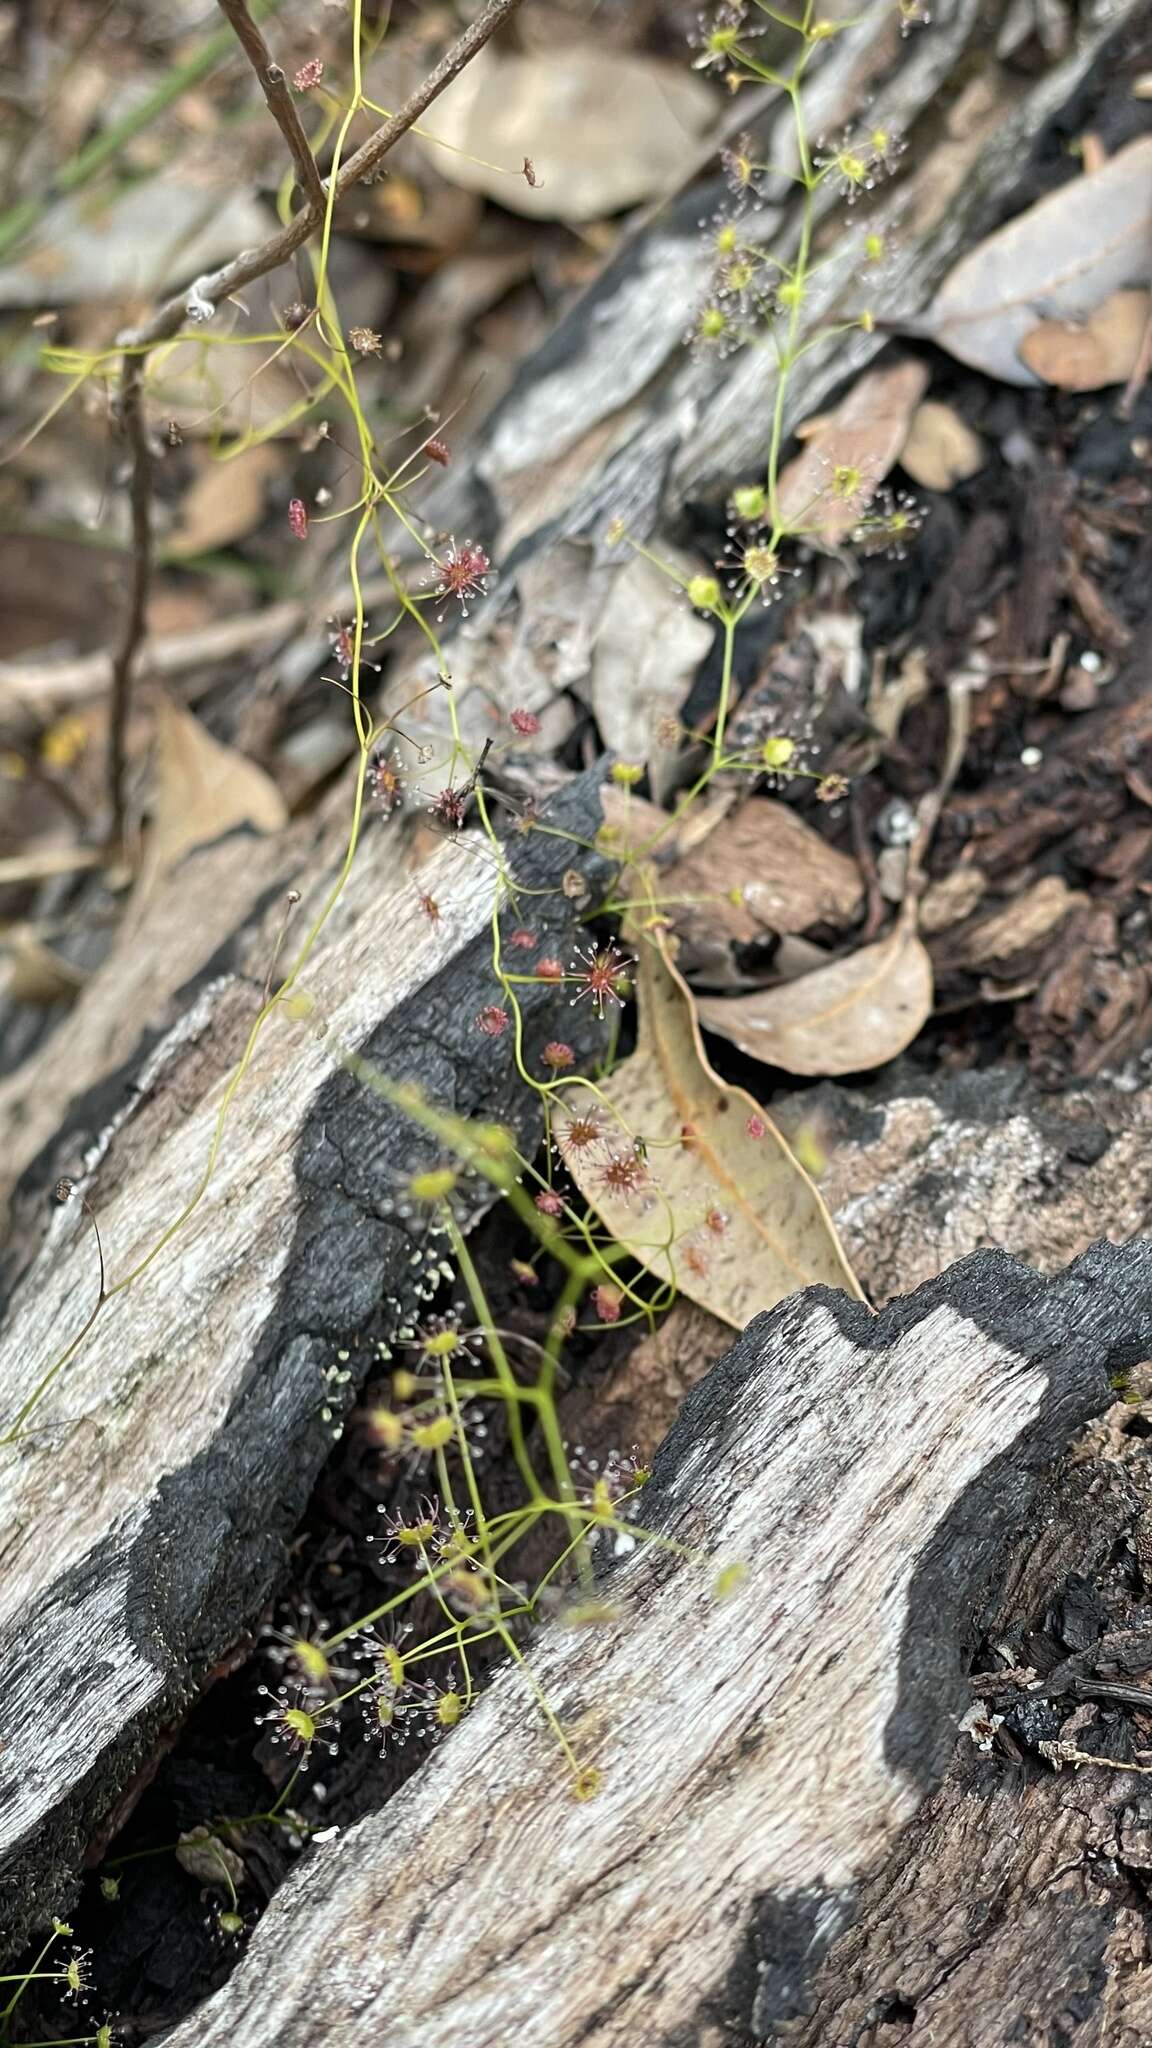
xmin=918 ymin=136 xmax=1152 ymax=385
xmin=139 ymin=697 xmax=287 ymax=895
xmin=596 ymin=785 xmax=732 ymax=865
xmin=168 ymin=444 xmax=282 ymax=558
xmin=562 ymin=930 xmax=862 ymax=1329
xmin=696 ymin=916 xmax=933 ymax=1077
xmin=1019 ymin=288 xmax=1150 ymax=391
xmin=663 ymin=797 xmax=863 ymax=951
xmin=899 ymin=401 xmax=986 ymax=491
xmin=4 ymin=927 xmax=88 ymax=1004
xmin=776 ymin=358 xmax=929 ymax=543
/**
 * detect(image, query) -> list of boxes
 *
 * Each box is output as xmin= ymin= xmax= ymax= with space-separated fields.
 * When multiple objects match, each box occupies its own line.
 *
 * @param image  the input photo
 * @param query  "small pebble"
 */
xmin=1020 ymin=746 xmax=1043 ymax=769
xmin=876 ymin=797 xmax=917 ymax=847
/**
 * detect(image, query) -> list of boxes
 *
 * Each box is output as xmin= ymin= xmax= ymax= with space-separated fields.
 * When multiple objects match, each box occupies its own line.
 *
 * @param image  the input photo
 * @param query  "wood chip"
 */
xmin=899 ymin=400 xmax=986 ymax=491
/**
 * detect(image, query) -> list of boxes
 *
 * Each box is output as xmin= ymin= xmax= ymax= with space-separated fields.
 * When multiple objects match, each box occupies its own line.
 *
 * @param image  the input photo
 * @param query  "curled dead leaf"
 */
xmin=561 ymin=928 xmax=863 ymax=1328
xmin=917 ymin=136 xmax=1152 ymax=386
xmin=664 ymin=797 xmax=863 ymax=953
xmin=696 ymin=916 xmax=933 ymax=1077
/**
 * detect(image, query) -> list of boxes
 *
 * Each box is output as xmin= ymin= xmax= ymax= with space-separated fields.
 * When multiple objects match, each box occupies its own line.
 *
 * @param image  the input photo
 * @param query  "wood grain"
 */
xmin=0 ymin=773 xmax=604 ymax=1950
xmin=161 ymin=1242 xmax=1152 ymax=2048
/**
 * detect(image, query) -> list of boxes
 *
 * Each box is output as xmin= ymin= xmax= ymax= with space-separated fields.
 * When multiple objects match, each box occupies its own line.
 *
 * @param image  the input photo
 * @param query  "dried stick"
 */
xmin=104 ymin=0 xmax=524 ymax=845
xmin=215 ymin=0 xmax=325 ymax=215
xmin=107 ymin=354 xmax=152 ymax=852
xmin=117 ymin=0 xmax=524 ymax=355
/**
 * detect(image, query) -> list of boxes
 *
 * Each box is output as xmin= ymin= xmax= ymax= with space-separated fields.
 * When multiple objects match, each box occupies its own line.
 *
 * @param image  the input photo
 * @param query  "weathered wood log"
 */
xmin=441 ymin=0 xmax=1140 ymax=551
xmin=0 ymin=0 xmax=1143 ymax=1990
xmin=781 ymin=1382 xmax=1152 ymax=2046
xmin=783 ymin=1061 xmax=1152 ymax=1304
xmin=159 ymin=1240 xmax=1152 ymax=2048
xmin=0 ymin=772 xmax=604 ymax=1953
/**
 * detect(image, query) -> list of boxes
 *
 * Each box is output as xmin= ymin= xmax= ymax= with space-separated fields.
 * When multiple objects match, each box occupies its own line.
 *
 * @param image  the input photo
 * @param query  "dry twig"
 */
xmin=104 ymin=0 xmax=525 ymax=843
xmin=215 ymin=0 xmax=326 ymax=214
xmin=107 ymin=353 xmax=153 ymax=853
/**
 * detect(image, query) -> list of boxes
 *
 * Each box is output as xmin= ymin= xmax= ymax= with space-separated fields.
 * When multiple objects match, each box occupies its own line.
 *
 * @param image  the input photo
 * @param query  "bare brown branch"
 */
xmin=106 ymin=353 xmax=152 ymax=852
xmin=104 ymin=0 xmax=523 ymax=847
xmin=215 ymin=0 xmax=325 ymax=215
xmin=118 ymin=0 xmax=525 ymax=354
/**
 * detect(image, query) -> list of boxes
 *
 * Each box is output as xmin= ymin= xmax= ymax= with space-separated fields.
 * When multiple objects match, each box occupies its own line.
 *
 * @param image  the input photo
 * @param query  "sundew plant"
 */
xmin=2 ymin=0 xmax=926 ymax=2025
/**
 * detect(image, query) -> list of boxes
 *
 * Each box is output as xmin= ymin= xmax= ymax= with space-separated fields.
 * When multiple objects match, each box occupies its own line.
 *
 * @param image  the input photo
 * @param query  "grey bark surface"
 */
xmin=159 ymin=1241 xmax=1152 ymax=2048
xmin=781 ymin=1391 xmax=1152 ymax=2047
xmin=0 ymin=0 xmax=1146 ymax=2009
xmin=0 ymin=771 xmax=605 ymax=1954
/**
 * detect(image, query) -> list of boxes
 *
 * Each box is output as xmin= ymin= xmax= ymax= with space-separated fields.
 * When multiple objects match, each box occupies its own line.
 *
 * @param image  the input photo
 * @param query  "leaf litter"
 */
xmin=776 ymin=357 xmax=928 ymax=542
xmin=695 ymin=907 xmax=934 ymax=1079
xmin=561 ymin=919 xmax=863 ymax=1329
xmin=915 ymin=135 xmax=1152 ymax=386
xmin=135 ymin=696 xmax=287 ymax=906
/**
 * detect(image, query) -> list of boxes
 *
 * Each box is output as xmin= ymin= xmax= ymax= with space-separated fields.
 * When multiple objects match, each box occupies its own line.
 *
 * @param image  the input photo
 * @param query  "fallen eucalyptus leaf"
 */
xmin=663 ymin=797 xmax=864 ymax=953
xmin=916 ymin=136 xmax=1152 ymax=386
xmin=562 ymin=929 xmax=862 ymax=1328
xmin=696 ymin=915 xmax=933 ymax=1077
xmin=899 ymin=400 xmax=986 ymax=491
xmin=596 ymin=784 xmax=731 ymax=865
xmin=1019 ymin=288 xmax=1150 ymax=391
xmin=416 ymin=46 xmax=715 ymax=224
xmin=776 ymin=357 xmax=929 ymax=543
xmin=139 ymin=697 xmax=287 ymax=896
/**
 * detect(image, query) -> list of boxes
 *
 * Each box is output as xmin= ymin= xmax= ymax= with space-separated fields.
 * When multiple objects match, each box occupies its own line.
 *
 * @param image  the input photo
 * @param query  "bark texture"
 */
xmin=159 ymin=1242 xmax=1152 ymax=2048
xmin=0 ymin=772 xmax=604 ymax=1953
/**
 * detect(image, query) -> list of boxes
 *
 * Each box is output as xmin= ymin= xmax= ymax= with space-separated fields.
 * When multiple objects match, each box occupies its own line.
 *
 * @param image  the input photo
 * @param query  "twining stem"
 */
xmin=103 ymin=0 xmax=525 ymax=841
xmin=117 ymin=0 xmax=526 ymax=357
